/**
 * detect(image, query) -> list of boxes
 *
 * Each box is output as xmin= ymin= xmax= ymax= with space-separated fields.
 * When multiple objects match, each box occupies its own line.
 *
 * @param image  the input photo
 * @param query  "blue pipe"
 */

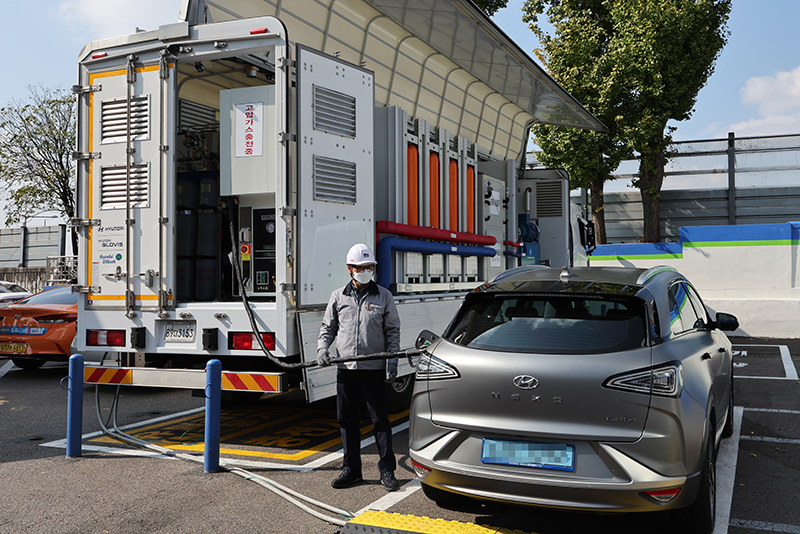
xmin=377 ymin=236 xmax=496 ymax=288
xmin=205 ymin=359 xmax=221 ymax=473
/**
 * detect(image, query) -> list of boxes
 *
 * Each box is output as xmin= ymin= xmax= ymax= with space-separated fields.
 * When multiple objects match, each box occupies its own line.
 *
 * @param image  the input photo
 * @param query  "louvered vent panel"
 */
xmin=179 ymin=99 xmax=218 ymax=129
xmin=100 ymin=164 xmax=149 ymax=209
xmin=101 ymin=95 xmax=150 ymax=143
xmin=536 ymin=181 xmax=563 ymax=218
xmin=313 ymin=156 xmax=357 ymax=204
xmin=313 ymin=85 xmax=356 ymax=138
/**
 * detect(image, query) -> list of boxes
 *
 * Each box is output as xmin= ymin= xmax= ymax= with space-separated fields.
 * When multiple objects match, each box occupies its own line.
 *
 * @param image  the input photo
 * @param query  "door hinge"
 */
xmin=72 ymin=151 xmax=101 ymax=161
xmin=72 ymin=285 xmax=100 ymax=294
xmin=280 ymin=283 xmax=297 ymax=292
xmin=280 ymin=207 xmax=296 ymax=217
xmin=278 ymin=57 xmax=295 ymax=70
xmin=72 ymin=84 xmax=102 ymax=95
xmin=279 ymin=132 xmax=296 ymax=143
xmin=69 ymin=218 xmax=101 ymax=227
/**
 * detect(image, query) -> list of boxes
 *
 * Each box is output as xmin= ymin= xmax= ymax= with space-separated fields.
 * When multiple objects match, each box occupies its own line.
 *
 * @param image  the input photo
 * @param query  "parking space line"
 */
xmin=732 ymin=345 xmax=798 ymax=381
xmin=745 ymin=408 xmax=800 ymax=415
xmin=0 ymin=360 xmax=14 ymax=380
xmin=714 ymin=406 xmax=743 ymax=534
xmin=779 ymin=345 xmax=799 ymax=380
xmin=740 ymin=436 xmax=800 ymax=445
xmin=728 ymin=519 xmax=800 ymax=533
xmin=355 ymin=479 xmax=422 ymax=516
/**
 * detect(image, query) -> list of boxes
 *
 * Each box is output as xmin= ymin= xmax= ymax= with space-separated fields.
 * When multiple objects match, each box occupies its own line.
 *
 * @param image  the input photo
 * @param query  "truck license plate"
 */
xmin=0 ymin=342 xmax=27 ymax=353
xmin=163 ymin=321 xmax=196 ymax=342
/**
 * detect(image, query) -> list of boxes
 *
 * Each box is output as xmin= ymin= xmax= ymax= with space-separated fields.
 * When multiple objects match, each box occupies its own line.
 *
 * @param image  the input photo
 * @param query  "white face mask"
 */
xmin=352 ymin=268 xmax=373 ymax=285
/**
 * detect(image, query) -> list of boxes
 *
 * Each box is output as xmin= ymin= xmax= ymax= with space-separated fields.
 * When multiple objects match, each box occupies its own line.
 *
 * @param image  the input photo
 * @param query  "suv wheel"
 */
xmin=675 ymin=425 xmax=716 ymax=534
xmin=385 ymin=374 xmax=414 ymax=413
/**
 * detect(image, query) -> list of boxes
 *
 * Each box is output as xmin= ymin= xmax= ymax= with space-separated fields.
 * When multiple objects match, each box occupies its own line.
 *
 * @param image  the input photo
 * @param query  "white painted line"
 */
xmin=356 ymin=479 xmax=421 ymax=516
xmin=745 ymin=408 xmax=800 ymax=415
xmin=713 ymin=406 xmax=742 ymax=534
xmin=0 ymin=360 xmax=14 ymax=380
xmin=735 ymin=376 xmax=797 ymax=381
xmin=728 ymin=519 xmax=800 ymax=533
xmin=740 ymin=435 xmax=800 ymax=445
xmin=779 ymin=345 xmax=799 ymax=380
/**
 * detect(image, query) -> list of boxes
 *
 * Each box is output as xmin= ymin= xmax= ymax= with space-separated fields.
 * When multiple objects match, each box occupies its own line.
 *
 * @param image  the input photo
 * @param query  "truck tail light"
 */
xmin=250 ymin=27 xmax=268 ymax=35
xmin=87 ymin=329 xmax=126 ymax=347
xmin=230 ymin=332 xmax=275 ymax=351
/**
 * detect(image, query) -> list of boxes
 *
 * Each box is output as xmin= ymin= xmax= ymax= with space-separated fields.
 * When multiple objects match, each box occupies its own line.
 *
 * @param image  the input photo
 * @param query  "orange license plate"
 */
xmin=0 ymin=342 xmax=27 ymax=353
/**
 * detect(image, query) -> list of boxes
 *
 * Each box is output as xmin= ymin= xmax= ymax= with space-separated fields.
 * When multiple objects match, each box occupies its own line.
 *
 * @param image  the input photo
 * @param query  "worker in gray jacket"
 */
xmin=317 ymin=243 xmax=402 ymax=491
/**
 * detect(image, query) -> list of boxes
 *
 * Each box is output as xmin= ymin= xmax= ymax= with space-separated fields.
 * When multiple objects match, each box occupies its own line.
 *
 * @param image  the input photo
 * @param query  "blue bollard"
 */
xmin=204 ymin=359 xmax=222 ymax=472
xmin=66 ymin=354 xmax=84 ymax=458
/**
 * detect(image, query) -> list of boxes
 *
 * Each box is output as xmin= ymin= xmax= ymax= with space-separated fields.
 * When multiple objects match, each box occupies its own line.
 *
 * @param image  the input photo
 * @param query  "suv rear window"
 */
xmin=445 ymin=294 xmax=647 ymax=354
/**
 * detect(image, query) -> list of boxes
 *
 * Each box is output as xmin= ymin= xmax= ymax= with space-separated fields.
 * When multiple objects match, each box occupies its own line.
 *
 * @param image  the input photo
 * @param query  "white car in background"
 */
xmin=0 ymin=282 xmax=32 ymax=308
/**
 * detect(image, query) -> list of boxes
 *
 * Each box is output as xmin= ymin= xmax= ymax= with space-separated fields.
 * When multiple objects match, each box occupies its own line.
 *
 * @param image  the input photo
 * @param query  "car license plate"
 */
xmin=481 ymin=438 xmax=575 ymax=471
xmin=163 ymin=321 xmax=196 ymax=342
xmin=0 ymin=342 xmax=28 ymax=353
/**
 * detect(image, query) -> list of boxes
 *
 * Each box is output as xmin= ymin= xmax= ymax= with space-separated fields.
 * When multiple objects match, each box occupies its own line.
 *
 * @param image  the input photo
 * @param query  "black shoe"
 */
xmin=331 ymin=467 xmax=362 ymax=489
xmin=380 ymin=471 xmax=400 ymax=492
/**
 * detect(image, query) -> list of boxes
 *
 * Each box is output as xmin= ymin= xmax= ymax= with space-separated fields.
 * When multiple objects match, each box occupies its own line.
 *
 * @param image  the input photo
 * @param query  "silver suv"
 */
xmin=409 ymin=266 xmax=738 ymax=534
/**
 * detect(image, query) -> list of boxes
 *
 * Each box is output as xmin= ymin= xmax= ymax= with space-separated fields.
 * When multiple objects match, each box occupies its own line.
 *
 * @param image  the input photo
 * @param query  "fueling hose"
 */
xmin=226 ymin=210 xmax=421 ymax=369
xmin=94 ymin=384 xmax=355 ymax=526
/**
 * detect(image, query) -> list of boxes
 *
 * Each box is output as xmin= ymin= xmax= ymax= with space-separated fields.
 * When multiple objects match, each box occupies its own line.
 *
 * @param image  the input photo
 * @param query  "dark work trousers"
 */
xmin=336 ymin=368 xmax=396 ymax=475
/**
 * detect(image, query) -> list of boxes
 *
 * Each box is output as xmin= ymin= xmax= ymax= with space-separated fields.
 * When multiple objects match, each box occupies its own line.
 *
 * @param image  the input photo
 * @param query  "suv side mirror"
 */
xmin=715 ymin=312 xmax=739 ymax=332
xmin=415 ymin=329 xmax=440 ymax=350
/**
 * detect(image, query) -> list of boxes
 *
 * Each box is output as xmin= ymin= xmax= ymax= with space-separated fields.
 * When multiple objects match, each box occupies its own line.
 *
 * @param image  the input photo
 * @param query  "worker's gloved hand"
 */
xmin=316 ymin=348 xmax=331 ymax=367
xmin=385 ymin=361 xmax=398 ymax=383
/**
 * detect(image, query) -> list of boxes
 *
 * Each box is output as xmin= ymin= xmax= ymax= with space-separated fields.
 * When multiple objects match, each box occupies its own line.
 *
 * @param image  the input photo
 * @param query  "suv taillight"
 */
xmin=603 ymin=362 xmax=683 ymax=397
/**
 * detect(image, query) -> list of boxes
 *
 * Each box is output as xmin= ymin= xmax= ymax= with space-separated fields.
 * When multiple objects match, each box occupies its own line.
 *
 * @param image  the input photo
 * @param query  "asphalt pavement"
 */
xmin=0 ymin=337 xmax=798 ymax=534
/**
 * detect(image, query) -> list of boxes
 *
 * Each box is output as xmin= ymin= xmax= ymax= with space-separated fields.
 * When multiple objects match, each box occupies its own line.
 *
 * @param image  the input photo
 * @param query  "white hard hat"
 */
xmin=346 ymin=243 xmax=377 ymax=266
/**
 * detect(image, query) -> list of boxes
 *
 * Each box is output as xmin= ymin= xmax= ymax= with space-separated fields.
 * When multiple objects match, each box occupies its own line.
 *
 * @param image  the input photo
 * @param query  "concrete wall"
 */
xmin=589 ymin=222 xmax=800 ymax=339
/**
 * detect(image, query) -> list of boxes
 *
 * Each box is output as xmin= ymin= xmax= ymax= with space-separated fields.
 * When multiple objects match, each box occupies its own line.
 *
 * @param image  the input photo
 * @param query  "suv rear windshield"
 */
xmin=445 ymin=294 xmax=647 ymax=354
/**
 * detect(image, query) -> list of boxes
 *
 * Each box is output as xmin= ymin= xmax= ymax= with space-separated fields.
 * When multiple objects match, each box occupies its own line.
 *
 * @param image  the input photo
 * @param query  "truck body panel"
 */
xmin=73 ymin=4 xmax=599 ymax=404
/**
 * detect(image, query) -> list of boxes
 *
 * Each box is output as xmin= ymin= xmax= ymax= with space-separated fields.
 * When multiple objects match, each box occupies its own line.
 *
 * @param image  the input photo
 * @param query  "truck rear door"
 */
xmin=295 ymin=46 xmax=376 ymax=307
xmin=76 ymin=48 xmax=177 ymax=316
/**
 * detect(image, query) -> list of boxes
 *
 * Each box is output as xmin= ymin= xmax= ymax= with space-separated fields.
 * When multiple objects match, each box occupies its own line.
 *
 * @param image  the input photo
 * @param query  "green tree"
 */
xmin=475 ymin=0 xmax=509 ymax=16
xmin=0 ymin=85 xmax=77 ymax=252
xmin=524 ymin=0 xmax=731 ymax=242
xmin=523 ymin=0 xmax=630 ymax=244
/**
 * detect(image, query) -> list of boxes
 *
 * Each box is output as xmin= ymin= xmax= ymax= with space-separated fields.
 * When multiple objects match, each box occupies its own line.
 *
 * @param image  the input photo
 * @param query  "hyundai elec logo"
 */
xmin=513 ymin=375 xmax=539 ymax=390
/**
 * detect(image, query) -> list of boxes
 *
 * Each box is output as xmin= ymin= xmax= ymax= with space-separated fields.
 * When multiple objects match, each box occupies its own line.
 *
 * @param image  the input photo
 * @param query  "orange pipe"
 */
xmin=466 ymin=165 xmax=475 ymax=234
xmin=407 ymin=144 xmax=419 ymax=226
xmin=429 ymin=152 xmax=440 ymax=229
xmin=449 ymin=159 xmax=458 ymax=231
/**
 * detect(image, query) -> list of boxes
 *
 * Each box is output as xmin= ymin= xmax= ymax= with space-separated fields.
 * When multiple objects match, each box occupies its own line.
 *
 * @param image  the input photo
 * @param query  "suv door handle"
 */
xmin=701 ymin=352 xmax=712 ymax=360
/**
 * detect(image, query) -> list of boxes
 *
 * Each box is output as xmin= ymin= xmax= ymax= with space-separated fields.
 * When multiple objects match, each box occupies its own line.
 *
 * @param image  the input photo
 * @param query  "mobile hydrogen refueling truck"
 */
xmin=73 ymin=0 xmax=603 ymax=406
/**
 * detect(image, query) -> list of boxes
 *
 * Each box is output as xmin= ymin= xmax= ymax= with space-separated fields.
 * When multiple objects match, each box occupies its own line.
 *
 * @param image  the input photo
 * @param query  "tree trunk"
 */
xmin=589 ymin=177 xmax=607 ymax=244
xmin=638 ymin=148 xmax=665 ymax=243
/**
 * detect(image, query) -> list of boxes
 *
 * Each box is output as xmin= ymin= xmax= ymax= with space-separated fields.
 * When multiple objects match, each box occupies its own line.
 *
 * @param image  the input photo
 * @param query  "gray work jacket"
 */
xmin=318 ymin=280 xmax=401 ymax=370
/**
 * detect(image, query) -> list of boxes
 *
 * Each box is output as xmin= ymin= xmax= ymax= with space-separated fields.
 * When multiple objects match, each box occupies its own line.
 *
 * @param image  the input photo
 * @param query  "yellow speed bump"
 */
xmin=342 ymin=510 xmax=534 ymax=534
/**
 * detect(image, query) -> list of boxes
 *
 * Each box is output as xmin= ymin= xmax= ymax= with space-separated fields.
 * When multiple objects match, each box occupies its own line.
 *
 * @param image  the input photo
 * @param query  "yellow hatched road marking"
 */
xmin=348 ymin=511 xmax=534 ymax=534
xmin=89 ymin=408 xmax=408 ymax=461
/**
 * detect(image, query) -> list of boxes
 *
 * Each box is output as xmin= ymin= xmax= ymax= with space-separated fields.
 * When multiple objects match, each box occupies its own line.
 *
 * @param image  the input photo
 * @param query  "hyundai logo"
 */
xmin=513 ymin=375 xmax=539 ymax=390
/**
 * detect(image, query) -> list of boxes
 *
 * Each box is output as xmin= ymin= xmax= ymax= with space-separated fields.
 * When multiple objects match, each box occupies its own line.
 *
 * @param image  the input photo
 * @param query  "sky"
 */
xmin=1 ymin=0 xmax=799 ymax=224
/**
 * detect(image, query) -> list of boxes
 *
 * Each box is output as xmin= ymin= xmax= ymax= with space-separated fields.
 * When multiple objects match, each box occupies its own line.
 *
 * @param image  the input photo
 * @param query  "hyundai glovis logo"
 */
xmin=513 ymin=375 xmax=539 ymax=390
